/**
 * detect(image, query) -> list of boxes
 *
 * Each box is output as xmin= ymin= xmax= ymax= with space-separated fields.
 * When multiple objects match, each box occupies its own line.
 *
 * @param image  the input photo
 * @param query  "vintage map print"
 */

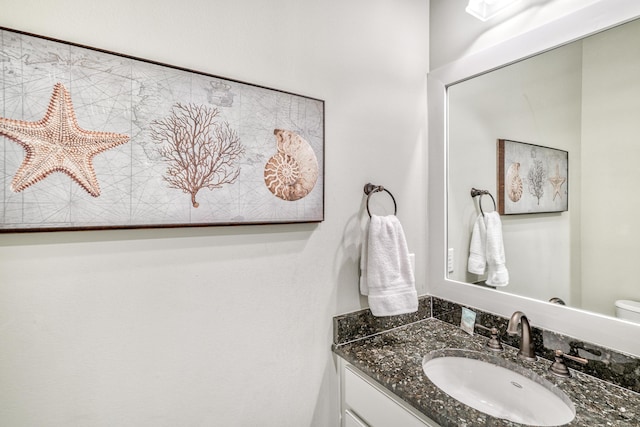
xmin=0 ymin=28 xmax=324 ymax=231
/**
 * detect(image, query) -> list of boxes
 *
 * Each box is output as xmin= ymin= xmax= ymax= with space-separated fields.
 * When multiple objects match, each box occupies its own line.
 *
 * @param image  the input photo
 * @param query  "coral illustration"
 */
xmin=527 ymin=159 xmax=547 ymax=205
xmin=150 ymin=103 xmax=245 ymax=208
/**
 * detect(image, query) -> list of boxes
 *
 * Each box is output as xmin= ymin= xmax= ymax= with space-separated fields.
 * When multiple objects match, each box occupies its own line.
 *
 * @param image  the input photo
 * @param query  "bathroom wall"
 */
xmin=580 ymin=19 xmax=640 ymax=315
xmin=430 ymin=0 xmax=603 ymax=70
xmin=0 ymin=0 xmax=429 ymax=426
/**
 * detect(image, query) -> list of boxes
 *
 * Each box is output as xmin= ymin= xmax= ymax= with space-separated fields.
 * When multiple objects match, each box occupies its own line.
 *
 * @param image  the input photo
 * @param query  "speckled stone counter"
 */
xmin=333 ymin=317 xmax=640 ymax=426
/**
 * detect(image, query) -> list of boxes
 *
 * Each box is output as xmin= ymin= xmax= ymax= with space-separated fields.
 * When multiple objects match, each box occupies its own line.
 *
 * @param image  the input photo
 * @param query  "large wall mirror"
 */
xmin=428 ymin=0 xmax=640 ymax=356
xmin=448 ymin=16 xmax=640 ymax=318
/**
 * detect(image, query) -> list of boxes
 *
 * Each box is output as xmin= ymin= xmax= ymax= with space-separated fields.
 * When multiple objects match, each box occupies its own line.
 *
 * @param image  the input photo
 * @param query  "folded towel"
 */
xmin=484 ymin=212 xmax=509 ymax=286
xmin=360 ymin=215 xmax=418 ymax=316
xmin=467 ymin=214 xmax=487 ymax=275
xmin=359 ymin=220 xmax=370 ymax=296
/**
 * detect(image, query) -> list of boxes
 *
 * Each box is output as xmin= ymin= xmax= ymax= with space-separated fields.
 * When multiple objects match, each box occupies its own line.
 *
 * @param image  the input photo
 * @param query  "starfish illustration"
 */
xmin=0 ymin=83 xmax=129 ymax=197
xmin=548 ymin=164 xmax=566 ymax=201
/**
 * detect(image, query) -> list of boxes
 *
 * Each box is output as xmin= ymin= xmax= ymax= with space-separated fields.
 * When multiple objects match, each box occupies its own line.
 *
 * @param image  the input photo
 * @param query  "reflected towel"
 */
xmin=467 ymin=214 xmax=487 ymax=275
xmin=484 ymin=212 xmax=509 ymax=286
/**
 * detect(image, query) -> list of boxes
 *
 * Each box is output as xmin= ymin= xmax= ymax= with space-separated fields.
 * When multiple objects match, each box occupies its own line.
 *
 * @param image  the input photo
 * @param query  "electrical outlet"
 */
xmin=447 ymin=248 xmax=454 ymax=273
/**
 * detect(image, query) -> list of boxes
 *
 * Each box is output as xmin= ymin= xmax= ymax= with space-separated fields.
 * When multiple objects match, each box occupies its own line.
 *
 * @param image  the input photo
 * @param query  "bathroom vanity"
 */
xmin=340 ymin=361 xmax=438 ymax=427
xmin=332 ymin=298 xmax=640 ymax=427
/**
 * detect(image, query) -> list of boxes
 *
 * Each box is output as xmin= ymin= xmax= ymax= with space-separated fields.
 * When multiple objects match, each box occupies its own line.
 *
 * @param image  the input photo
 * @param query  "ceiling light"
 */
xmin=466 ymin=0 xmax=520 ymax=21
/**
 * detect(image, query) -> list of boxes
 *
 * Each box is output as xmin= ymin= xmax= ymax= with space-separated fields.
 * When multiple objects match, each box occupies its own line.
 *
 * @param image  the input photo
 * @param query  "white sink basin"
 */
xmin=422 ymin=349 xmax=575 ymax=426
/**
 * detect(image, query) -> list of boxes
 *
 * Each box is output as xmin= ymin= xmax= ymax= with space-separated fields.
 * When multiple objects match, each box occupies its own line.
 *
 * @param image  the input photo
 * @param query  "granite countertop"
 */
xmin=333 ymin=318 xmax=640 ymax=427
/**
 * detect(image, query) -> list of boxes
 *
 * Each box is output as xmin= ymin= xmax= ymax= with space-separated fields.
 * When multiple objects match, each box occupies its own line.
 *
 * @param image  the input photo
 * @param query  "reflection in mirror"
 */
xmin=447 ymin=18 xmax=640 ymax=321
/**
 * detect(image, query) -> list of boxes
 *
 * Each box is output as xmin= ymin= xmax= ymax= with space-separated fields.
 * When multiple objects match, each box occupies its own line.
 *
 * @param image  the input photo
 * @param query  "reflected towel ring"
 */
xmin=364 ymin=183 xmax=397 ymax=218
xmin=470 ymin=188 xmax=497 ymax=216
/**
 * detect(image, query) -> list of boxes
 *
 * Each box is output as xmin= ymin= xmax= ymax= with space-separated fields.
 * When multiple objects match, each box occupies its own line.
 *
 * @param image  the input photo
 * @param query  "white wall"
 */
xmin=430 ymin=0 xmax=602 ymax=70
xmin=581 ymin=19 xmax=640 ymax=315
xmin=0 ymin=1 xmax=429 ymax=426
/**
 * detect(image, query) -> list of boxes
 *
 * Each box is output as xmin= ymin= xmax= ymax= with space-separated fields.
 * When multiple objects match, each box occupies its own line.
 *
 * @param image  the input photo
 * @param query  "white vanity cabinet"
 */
xmin=344 ymin=410 xmax=368 ymax=427
xmin=338 ymin=358 xmax=440 ymax=427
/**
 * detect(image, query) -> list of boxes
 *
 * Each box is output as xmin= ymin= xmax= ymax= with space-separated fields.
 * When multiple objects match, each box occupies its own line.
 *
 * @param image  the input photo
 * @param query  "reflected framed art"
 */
xmin=497 ymin=139 xmax=568 ymax=215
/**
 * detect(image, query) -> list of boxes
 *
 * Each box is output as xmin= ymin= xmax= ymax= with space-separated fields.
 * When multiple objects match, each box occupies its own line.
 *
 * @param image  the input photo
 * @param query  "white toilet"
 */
xmin=614 ymin=300 xmax=640 ymax=322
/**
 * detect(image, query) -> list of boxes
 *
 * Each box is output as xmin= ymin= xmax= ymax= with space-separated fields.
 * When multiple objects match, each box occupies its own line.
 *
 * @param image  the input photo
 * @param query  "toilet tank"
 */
xmin=615 ymin=300 xmax=640 ymax=322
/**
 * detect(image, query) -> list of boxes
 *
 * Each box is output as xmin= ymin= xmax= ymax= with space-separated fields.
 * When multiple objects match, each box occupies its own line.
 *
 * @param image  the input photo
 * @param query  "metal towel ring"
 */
xmin=470 ymin=188 xmax=496 ymax=216
xmin=364 ymin=183 xmax=397 ymax=218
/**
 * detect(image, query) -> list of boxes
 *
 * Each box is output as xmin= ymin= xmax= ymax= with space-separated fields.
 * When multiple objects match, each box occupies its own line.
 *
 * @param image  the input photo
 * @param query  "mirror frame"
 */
xmin=427 ymin=0 xmax=640 ymax=357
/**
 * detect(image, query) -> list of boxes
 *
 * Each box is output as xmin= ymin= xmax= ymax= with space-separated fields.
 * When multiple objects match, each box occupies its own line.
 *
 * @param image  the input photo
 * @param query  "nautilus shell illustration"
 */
xmin=506 ymin=162 xmax=523 ymax=203
xmin=264 ymin=129 xmax=319 ymax=201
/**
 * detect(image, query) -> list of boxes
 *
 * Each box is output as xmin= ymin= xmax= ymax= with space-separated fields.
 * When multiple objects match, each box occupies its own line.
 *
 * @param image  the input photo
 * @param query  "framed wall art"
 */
xmin=497 ymin=139 xmax=568 ymax=215
xmin=0 ymin=27 xmax=324 ymax=232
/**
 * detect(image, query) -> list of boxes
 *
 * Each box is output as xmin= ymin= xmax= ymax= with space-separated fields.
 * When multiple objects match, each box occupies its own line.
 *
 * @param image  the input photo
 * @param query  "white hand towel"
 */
xmin=360 ymin=215 xmax=418 ymax=317
xmin=484 ymin=211 xmax=509 ymax=286
xmin=359 ymin=220 xmax=370 ymax=296
xmin=467 ymin=214 xmax=487 ymax=275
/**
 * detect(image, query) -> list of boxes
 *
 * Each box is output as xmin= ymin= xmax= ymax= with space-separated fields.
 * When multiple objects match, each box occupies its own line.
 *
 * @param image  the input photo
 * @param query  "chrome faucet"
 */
xmin=506 ymin=311 xmax=536 ymax=361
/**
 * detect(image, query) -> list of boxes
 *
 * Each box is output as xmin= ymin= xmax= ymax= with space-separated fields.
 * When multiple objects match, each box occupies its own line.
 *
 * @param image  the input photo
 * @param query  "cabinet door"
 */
xmin=344 ymin=409 xmax=369 ymax=427
xmin=343 ymin=365 xmax=438 ymax=427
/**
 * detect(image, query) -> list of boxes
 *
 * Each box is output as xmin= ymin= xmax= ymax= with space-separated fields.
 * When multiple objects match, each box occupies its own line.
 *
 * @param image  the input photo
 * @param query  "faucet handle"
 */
xmin=475 ymin=324 xmax=504 ymax=352
xmin=549 ymin=349 xmax=588 ymax=378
